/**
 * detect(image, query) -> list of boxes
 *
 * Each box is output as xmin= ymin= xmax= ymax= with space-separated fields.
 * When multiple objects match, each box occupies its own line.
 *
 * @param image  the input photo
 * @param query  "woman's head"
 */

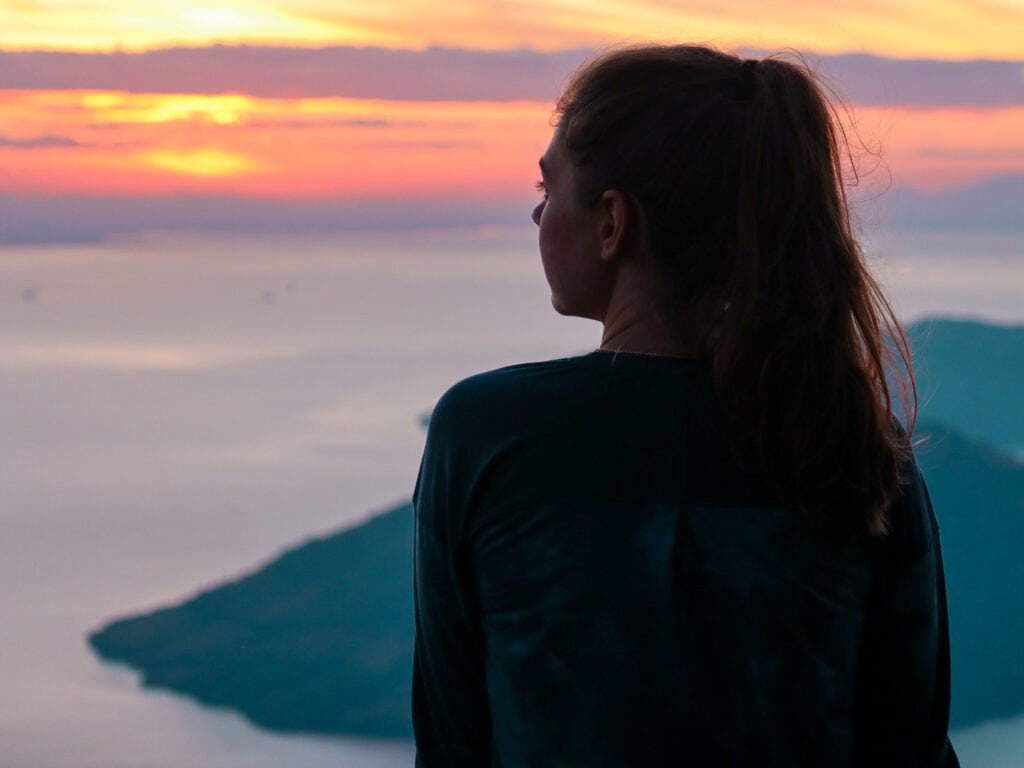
xmin=554 ymin=46 xmax=856 ymax=337
xmin=532 ymin=126 xmax=620 ymax=320
xmin=548 ymin=44 xmax=914 ymax=535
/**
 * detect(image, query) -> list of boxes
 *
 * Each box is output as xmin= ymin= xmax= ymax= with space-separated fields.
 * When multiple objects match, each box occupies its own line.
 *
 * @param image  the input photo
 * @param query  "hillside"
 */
xmin=91 ymin=503 xmax=415 ymax=737
xmin=915 ymin=423 xmax=1024 ymax=725
xmin=908 ymin=319 xmax=1024 ymax=454
xmin=90 ymin=319 xmax=1024 ymax=737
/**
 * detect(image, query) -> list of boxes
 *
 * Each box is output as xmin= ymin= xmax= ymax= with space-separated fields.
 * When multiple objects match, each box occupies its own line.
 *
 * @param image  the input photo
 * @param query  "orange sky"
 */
xmin=3 ymin=90 xmax=1022 ymax=198
xmin=1 ymin=1 xmax=1022 ymax=203
xmin=0 ymin=91 xmax=553 ymax=198
xmin=4 ymin=0 xmax=1023 ymax=59
xmin=852 ymin=105 xmax=1024 ymax=192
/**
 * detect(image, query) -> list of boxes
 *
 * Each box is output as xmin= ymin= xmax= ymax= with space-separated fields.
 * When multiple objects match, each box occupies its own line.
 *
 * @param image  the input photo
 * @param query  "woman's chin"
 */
xmin=550 ymin=295 xmax=598 ymax=321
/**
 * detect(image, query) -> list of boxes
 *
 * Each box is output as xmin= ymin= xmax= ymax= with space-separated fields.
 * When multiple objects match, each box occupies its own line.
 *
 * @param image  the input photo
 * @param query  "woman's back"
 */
xmin=413 ymin=352 xmax=956 ymax=766
xmin=413 ymin=42 xmax=958 ymax=767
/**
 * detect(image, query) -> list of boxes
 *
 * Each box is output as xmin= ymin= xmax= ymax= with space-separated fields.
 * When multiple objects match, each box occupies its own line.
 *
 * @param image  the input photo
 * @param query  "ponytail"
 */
xmin=557 ymin=45 xmax=916 ymax=536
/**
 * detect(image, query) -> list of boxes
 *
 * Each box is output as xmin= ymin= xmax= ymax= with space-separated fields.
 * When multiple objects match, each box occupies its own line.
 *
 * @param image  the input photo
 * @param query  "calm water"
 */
xmin=1 ymin=226 xmax=1021 ymax=766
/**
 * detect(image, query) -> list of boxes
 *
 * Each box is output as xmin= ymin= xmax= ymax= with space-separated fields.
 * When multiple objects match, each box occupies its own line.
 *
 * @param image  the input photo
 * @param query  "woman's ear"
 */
xmin=596 ymin=189 xmax=634 ymax=263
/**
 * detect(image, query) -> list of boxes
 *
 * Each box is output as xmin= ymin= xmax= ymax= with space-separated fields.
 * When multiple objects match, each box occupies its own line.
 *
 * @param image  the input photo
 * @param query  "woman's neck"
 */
xmin=598 ymin=261 xmax=698 ymax=358
xmin=599 ymin=325 xmax=694 ymax=358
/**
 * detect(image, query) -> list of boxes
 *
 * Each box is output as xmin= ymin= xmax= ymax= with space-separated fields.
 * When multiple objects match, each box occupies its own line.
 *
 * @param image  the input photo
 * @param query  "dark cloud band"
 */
xmin=1 ymin=45 xmax=1021 ymax=106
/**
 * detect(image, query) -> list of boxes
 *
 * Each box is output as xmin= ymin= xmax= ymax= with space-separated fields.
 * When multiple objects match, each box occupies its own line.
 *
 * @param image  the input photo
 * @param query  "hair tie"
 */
xmin=736 ymin=59 xmax=759 ymax=101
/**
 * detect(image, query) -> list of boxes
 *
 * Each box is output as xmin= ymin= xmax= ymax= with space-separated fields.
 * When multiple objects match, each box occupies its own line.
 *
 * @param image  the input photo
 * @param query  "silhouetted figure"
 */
xmin=413 ymin=44 xmax=959 ymax=768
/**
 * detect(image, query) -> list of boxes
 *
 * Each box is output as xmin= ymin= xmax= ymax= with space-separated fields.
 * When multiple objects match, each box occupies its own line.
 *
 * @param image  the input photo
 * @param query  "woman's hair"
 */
xmin=556 ymin=44 xmax=915 ymax=536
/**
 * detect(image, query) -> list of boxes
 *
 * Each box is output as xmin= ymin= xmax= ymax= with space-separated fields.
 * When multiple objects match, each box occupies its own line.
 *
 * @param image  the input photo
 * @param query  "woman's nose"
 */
xmin=531 ymin=201 xmax=545 ymax=226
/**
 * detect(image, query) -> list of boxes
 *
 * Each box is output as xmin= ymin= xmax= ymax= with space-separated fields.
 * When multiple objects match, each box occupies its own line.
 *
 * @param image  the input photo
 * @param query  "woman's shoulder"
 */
xmin=421 ymin=353 xmax=631 ymax=459
xmin=886 ymin=447 xmax=942 ymax=558
xmin=429 ymin=352 xmax=599 ymax=423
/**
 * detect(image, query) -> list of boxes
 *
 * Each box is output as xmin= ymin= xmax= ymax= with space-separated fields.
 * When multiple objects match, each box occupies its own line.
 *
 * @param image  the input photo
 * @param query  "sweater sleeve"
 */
xmin=854 ymin=464 xmax=960 ymax=767
xmin=412 ymin=393 xmax=492 ymax=767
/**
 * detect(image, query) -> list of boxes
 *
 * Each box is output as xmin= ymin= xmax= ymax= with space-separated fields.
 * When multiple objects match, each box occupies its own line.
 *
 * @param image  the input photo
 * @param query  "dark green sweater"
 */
xmin=413 ymin=351 xmax=958 ymax=767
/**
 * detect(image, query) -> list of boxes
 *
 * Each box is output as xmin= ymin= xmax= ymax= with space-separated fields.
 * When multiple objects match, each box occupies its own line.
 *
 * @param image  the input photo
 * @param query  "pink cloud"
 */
xmin=0 ymin=134 xmax=86 ymax=148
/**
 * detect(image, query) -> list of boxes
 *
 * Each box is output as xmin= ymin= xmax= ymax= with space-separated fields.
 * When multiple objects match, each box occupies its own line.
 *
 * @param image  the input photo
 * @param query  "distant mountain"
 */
xmin=0 ymin=193 xmax=530 ymax=244
xmin=3 ymin=173 xmax=1023 ymax=244
xmin=885 ymin=174 xmax=1024 ymax=232
xmin=90 ymin=319 xmax=1024 ymax=738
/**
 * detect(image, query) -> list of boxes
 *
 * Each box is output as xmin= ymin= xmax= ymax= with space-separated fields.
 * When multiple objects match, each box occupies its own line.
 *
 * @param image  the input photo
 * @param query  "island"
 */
xmin=90 ymin=319 xmax=1024 ymax=738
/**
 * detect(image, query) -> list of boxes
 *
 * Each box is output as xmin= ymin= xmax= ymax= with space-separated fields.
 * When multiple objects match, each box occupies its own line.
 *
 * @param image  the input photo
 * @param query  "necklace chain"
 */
xmin=597 ymin=346 xmax=691 ymax=359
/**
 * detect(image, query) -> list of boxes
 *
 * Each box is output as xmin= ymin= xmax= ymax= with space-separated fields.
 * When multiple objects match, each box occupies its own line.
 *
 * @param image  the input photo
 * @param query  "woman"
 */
xmin=413 ymin=45 xmax=958 ymax=767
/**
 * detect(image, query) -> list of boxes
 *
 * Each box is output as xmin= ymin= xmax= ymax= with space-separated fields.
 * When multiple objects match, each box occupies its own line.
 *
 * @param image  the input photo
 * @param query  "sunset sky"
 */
xmin=1 ymin=0 xmax=1022 ymax=239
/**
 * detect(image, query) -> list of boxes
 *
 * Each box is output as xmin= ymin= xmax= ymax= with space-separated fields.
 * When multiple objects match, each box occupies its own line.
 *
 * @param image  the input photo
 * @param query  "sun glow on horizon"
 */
xmin=2 ymin=87 xmax=1022 ymax=198
xmin=80 ymin=93 xmax=255 ymax=125
xmin=0 ymin=90 xmax=556 ymax=197
xmin=142 ymin=149 xmax=260 ymax=177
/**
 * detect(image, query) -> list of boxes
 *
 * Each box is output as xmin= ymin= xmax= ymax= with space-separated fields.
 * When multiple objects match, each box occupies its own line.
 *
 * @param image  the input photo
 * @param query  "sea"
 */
xmin=1 ymin=225 xmax=1022 ymax=767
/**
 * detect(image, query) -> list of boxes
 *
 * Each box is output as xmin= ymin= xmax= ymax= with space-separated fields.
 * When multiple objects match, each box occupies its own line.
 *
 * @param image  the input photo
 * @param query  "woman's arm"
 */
xmin=854 ymin=465 xmax=960 ymax=767
xmin=412 ymin=399 xmax=492 ymax=767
